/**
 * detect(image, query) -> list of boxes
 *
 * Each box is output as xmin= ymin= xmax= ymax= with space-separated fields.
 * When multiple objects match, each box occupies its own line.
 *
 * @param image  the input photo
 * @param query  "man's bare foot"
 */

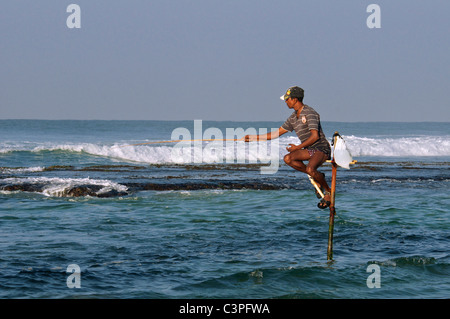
xmin=318 ymin=191 xmax=331 ymax=209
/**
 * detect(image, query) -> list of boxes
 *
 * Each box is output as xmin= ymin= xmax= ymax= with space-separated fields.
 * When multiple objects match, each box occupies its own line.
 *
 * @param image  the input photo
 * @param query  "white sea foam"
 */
xmin=1 ymin=134 xmax=449 ymax=165
xmin=342 ymin=135 xmax=450 ymax=157
xmin=33 ymin=141 xmax=280 ymax=165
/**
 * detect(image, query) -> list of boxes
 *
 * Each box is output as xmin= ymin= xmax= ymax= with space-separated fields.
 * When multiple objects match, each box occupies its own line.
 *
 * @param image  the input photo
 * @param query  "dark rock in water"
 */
xmin=96 ymin=189 xmax=129 ymax=198
xmin=2 ymin=183 xmax=44 ymax=193
xmin=0 ymin=183 xmax=128 ymax=198
xmin=63 ymin=185 xmax=102 ymax=197
xmin=63 ymin=185 xmax=128 ymax=198
xmin=124 ymin=181 xmax=281 ymax=192
xmin=43 ymin=165 xmax=75 ymax=171
xmin=1 ymin=179 xmax=280 ymax=198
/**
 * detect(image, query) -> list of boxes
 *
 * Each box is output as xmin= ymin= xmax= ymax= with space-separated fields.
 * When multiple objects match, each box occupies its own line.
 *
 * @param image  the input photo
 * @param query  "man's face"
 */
xmin=285 ymin=97 xmax=295 ymax=108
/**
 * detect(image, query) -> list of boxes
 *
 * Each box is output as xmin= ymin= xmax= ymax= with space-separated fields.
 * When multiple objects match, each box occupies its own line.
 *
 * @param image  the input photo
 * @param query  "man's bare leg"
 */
xmin=283 ymin=149 xmax=310 ymax=173
xmin=284 ymin=149 xmax=331 ymax=204
xmin=306 ymin=151 xmax=331 ymax=194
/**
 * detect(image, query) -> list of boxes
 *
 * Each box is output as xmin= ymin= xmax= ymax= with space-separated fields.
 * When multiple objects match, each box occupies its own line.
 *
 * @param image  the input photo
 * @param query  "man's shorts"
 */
xmin=307 ymin=148 xmax=331 ymax=160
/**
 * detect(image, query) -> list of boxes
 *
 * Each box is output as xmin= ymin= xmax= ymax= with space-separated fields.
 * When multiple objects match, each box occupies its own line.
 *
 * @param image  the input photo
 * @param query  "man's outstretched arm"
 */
xmin=243 ymin=127 xmax=288 ymax=142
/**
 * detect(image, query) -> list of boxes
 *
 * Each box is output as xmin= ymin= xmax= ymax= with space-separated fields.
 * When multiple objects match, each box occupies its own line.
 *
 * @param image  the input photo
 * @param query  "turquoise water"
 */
xmin=0 ymin=120 xmax=449 ymax=299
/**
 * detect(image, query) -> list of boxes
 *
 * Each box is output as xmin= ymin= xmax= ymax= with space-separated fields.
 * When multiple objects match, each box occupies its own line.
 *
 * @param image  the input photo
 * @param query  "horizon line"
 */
xmin=0 ymin=118 xmax=449 ymax=124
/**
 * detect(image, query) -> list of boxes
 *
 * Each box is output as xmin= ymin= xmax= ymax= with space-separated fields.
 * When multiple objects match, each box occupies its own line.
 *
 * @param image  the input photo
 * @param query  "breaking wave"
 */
xmin=1 ymin=134 xmax=449 ymax=165
xmin=343 ymin=135 xmax=450 ymax=157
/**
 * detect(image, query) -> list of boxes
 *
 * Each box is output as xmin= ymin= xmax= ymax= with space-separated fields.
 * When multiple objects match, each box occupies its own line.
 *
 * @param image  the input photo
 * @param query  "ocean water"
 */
xmin=0 ymin=120 xmax=449 ymax=299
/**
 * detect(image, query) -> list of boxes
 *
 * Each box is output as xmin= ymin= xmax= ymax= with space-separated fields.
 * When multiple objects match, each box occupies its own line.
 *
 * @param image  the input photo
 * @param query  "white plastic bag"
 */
xmin=333 ymin=136 xmax=353 ymax=169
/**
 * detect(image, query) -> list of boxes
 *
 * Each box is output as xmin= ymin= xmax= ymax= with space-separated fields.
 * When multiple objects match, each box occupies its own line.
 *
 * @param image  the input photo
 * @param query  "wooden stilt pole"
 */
xmin=327 ymin=132 xmax=339 ymax=261
xmin=327 ymin=161 xmax=337 ymax=261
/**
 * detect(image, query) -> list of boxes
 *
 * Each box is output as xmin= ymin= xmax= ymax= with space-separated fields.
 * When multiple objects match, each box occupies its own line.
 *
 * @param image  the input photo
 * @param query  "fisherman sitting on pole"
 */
xmin=244 ymin=86 xmax=332 ymax=209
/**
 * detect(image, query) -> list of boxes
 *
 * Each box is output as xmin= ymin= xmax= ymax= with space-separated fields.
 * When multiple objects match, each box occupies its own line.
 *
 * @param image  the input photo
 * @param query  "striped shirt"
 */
xmin=281 ymin=105 xmax=331 ymax=156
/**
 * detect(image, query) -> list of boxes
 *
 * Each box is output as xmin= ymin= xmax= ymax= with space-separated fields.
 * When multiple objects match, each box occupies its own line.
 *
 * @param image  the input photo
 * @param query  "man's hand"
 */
xmin=286 ymin=144 xmax=300 ymax=152
xmin=243 ymin=127 xmax=288 ymax=143
xmin=243 ymin=135 xmax=258 ymax=142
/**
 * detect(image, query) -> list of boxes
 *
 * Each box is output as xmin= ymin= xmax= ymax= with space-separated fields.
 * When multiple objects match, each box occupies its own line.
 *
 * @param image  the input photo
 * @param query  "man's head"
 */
xmin=280 ymin=86 xmax=304 ymax=103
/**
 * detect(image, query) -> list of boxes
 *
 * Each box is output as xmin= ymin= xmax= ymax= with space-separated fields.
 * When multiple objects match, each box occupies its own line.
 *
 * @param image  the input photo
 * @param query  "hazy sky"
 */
xmin=1 ymin=1 xmax=449 ymax=122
